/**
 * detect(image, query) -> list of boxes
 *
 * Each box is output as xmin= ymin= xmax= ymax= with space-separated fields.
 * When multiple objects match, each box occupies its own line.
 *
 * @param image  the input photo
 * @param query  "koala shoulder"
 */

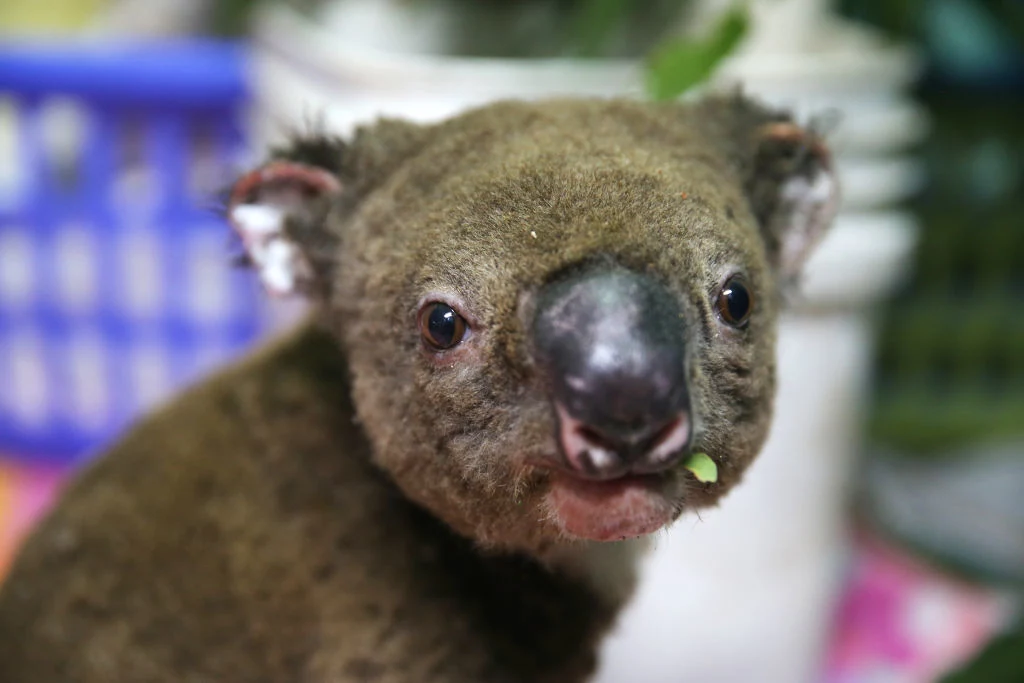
xmin=0 ymin=325 xmax=359 ymax=680
xmin=0 ymin=325 xmax=613 ymax=683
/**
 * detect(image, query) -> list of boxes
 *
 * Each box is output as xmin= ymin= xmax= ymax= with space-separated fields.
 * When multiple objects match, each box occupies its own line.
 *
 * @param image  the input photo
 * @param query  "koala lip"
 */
xmin=527 ymin=457 xmax=680 ymax=542
xmin=546 ymin=472 xmax=676 ymax=542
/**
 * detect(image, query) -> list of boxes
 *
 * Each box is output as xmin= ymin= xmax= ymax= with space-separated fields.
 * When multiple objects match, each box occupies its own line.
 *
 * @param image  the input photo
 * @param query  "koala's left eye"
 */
xmin=716 ymin=276 xmax=754 ymax=328
xmin=419 ymin=302 xmax=468 ymax=350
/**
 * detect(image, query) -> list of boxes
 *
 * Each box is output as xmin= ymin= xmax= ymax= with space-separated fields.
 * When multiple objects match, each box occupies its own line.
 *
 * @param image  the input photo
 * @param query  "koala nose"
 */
xmin=533 ymin=266 xmax=691 ymax=479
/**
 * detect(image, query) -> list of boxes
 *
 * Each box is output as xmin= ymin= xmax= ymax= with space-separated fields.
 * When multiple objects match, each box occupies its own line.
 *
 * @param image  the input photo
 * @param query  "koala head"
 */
xmin=228 ymin=95 xmax=838 ymax=553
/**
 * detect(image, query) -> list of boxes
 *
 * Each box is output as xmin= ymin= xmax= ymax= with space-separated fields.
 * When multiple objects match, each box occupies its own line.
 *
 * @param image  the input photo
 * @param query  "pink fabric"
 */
xmin=821 ymin=532 xmax=1012 ymax=683
xmin=0 ymin=459 xmax=67 ymax=577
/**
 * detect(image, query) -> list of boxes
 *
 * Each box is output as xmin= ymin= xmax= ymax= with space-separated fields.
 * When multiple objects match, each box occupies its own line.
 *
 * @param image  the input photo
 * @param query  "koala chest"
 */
xmin=294 ymin=500 xmax=618 ymax=683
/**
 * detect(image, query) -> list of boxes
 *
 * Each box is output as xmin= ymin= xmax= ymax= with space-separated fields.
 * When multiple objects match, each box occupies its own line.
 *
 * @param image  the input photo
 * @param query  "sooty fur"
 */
xmin=0 ymin=94 xmax=836 ymax=682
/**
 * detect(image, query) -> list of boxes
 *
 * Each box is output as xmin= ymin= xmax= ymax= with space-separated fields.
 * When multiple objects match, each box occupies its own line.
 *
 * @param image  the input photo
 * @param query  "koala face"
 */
xmin=229 ymin=96 xmax=838 ymax=553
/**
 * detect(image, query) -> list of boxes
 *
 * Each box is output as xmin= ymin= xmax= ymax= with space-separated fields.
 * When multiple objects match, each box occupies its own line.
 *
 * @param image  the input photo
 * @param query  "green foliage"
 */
xmin=645 ymin=5 xmax=749 ymax=101
xmin=567 ymin=0 xmax=634 ymax=57
xmin=205 ymin=0 xmax=750 ymax=97
xmin=940 ymin=624 xmax=1024 ymax=683
xmin=838 ymin=0 xmax=1024 ymax=50
xmin=866 ymin=93 xmax=1024 ymax=457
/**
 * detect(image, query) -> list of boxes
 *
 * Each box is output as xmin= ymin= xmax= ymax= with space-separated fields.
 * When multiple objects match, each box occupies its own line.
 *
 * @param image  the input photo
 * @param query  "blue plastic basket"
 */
xmin=0 ymin=41 xmax=267 ymax=465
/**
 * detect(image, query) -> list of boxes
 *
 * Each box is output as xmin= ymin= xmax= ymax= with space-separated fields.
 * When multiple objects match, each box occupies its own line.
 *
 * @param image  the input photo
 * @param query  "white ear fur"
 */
xmin=230 ymin=203 xmax=313 ymax=296
xmin=754 ymin=122 xmax=842 ymax=282
xmin=227 ymin=162 xmax=342 ymax=297
xmin=774 ymin=165 xmax=841 ymax=280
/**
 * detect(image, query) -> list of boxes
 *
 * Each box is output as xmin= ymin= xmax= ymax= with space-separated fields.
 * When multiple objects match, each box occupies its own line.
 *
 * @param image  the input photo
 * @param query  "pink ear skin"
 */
xmin=758 ymin=122 xmax=834 ymax=170
xmin=228 ymin=161 xmax=342 ymax=210
xmin=227 ymin=161 xmax=342 ymax=297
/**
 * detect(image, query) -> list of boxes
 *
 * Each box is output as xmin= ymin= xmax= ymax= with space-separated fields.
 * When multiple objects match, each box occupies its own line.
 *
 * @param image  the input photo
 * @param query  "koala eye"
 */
xmin=419 ymin=302 xmax=468 ymax=350
xmin=716 ymin=276 xmax=754 ymax=328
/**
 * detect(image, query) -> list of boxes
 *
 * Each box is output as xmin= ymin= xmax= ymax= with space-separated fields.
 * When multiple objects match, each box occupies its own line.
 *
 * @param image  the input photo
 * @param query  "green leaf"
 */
xmin=645 ymin=5 xmax=749 ymax=101
xmin=682 ymin=452 xmax=718 ymax=483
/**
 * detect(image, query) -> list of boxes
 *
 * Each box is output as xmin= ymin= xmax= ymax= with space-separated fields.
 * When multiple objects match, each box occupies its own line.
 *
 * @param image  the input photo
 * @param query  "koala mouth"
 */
xmin=533 ymin=407 xmax=692 ymax=542
xmin=530 ymin=388 xmax=692 ymax=543
xmin=546 ymin=471 xmax=678 ymax=542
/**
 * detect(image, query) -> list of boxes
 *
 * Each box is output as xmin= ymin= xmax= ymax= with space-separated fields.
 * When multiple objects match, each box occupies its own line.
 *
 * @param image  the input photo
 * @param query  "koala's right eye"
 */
xmin=419 ymin=302 xmax=468 ymax=351
xmin=716 ymin=276 xmax=754 ymax=328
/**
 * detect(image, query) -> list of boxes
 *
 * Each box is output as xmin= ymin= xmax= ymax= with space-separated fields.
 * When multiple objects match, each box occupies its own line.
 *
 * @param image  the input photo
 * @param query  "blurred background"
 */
xmin=0 ymin=1 xmax=1020 ymax=681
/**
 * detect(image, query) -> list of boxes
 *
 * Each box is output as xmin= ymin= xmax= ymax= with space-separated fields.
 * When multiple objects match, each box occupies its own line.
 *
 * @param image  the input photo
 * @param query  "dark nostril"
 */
xmin=576 ymin=425 xmax=620 ymax=454
xmin=644 ymin=418 xmax=684 ymax=454
xmin=629 ymin=415 xmax=691 ymax=474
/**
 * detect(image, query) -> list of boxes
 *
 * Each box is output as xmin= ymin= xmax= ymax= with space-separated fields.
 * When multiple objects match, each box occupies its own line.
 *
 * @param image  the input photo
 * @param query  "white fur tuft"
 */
xmin=230 ymin=203 xmax=311 ymax=296
xmin=777 ymin=168 xmax=840 ymax=277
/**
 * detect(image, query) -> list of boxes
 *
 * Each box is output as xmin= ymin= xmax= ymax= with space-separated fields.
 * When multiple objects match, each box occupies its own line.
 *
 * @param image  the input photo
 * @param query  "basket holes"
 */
xmin=54 ymin=223 xmax=98 ymax=312
xmin=38 ymin=97 xmax=89 ymax=196
xmin=118 ymin=229 xmax=163 ymax=316
xmin=185 ymin=229 xmax=231 ymax=322
xmin=189 ymin=122 xmax=228 ymax=207
xmin=0 ymin=97 xmax=21 ymax=211
xmin=110 ymin=118 xmax=161 ymax=214
xmin=4 ymin=330 xmax=49 ymax=428
xmin=116 ymin=117 xmax=146 ymax=169
xmin=0 ymin=228 xmax=35 ymax=308
xmin=129 ymin=342 xmax=171 ymax=411
xmin=65 ymin=331 xmax=109 ymax=430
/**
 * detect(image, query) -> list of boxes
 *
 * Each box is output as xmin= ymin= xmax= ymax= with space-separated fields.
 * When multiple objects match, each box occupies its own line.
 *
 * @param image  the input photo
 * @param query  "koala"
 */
xmin=0 ymin=94 xmax=837 ymax=683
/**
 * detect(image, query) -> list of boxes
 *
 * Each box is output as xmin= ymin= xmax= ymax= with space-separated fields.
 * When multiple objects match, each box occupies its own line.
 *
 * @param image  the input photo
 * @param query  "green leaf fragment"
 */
xmin=682 ymin=452 xmax=718 ymax=483
xmin=644 ymin=5 xmax=749 ymax=101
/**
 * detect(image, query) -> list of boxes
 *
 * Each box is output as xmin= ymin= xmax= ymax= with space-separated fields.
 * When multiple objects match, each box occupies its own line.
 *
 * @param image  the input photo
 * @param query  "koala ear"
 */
xmin=228 ymin=158 xmax=343 ymax=298
xmin=227 ymin=122 xmax=429 ymax=298
xmin=745 ymin=121 xmax=840 ymax=283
